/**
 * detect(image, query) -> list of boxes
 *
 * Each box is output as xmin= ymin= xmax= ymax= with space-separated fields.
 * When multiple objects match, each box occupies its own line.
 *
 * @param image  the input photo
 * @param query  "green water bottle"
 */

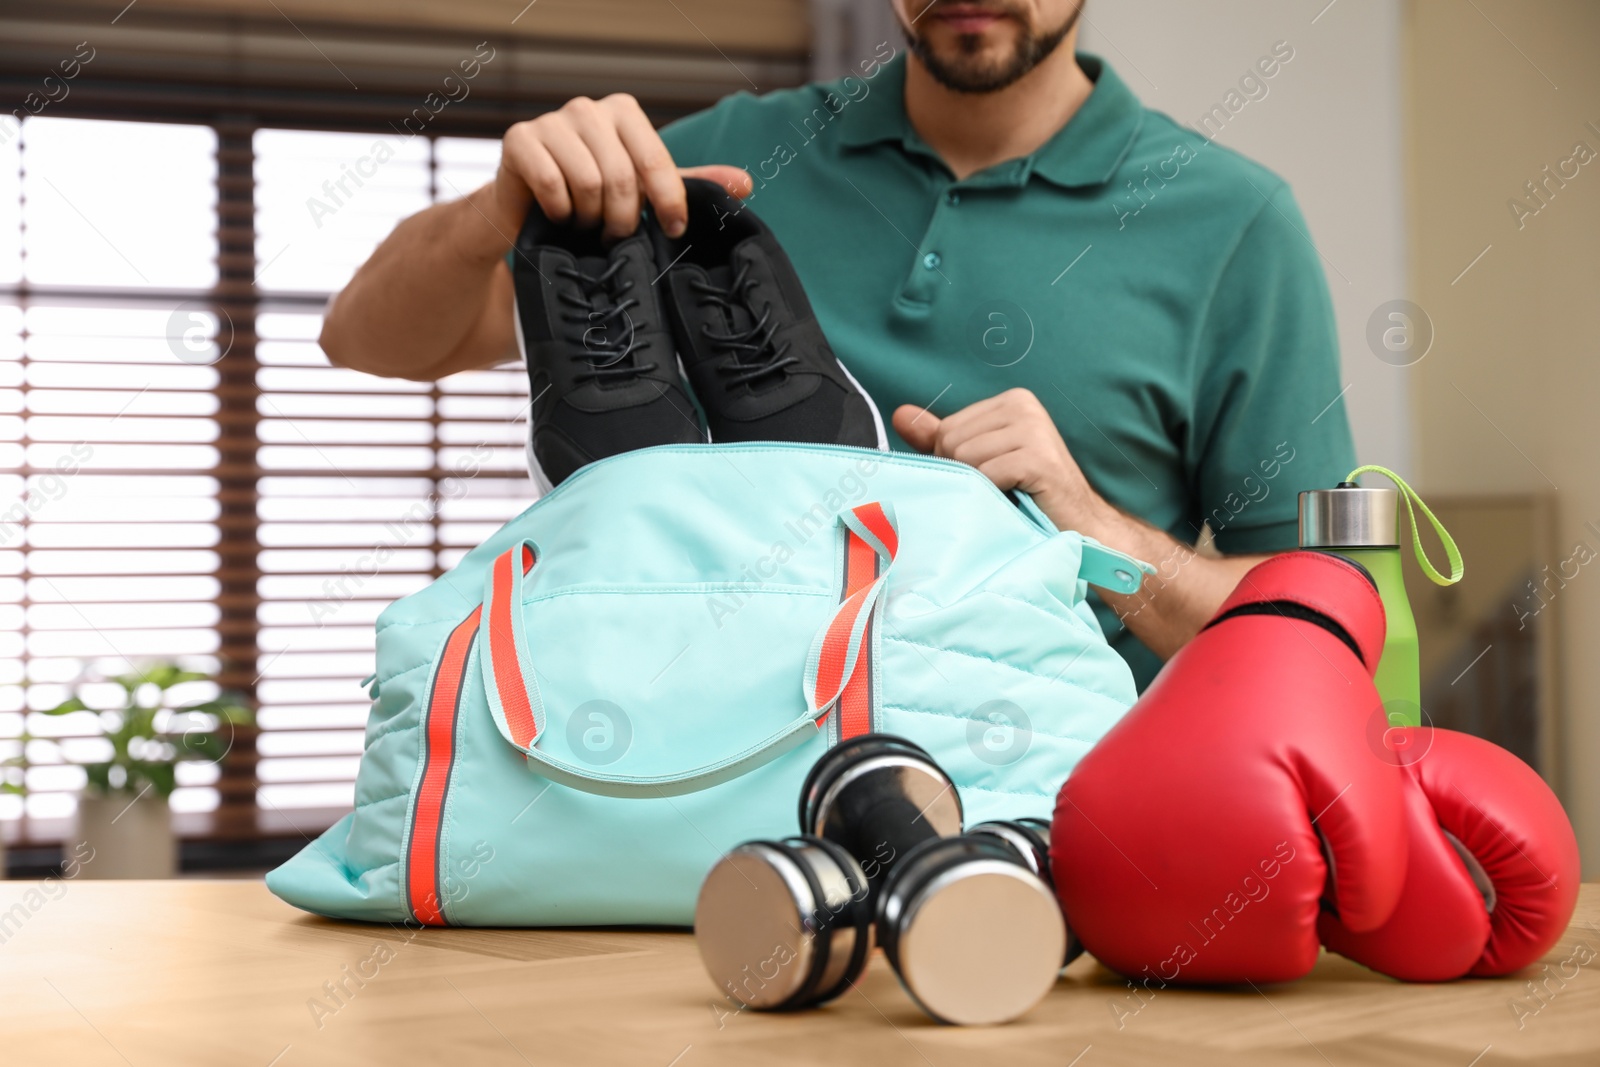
xmin=1297 ymin=465 xmax=1464 ymax=727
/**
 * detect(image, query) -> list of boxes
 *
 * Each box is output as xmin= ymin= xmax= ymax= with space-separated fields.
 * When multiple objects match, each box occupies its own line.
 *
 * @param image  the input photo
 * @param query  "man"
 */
xmin=320 ymin=0 xmax=1354 ymax=690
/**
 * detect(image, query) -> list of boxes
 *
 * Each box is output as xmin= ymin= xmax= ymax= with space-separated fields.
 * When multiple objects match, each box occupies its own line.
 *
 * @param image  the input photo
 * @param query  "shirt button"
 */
xmin=947 ymin=191 xmax=961 ymax=206
xmin=923 ymin=252 xmax=942 ymax=270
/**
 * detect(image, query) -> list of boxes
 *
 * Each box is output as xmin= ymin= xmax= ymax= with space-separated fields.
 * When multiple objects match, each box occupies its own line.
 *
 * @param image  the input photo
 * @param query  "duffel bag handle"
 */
xmin=474 ymin=504 xmax=898 ymax=799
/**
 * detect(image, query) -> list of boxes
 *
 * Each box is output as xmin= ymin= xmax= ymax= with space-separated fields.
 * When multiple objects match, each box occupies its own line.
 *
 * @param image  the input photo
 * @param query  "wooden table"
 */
xmin=1 ymin=881 xmax=1596 ymax=1066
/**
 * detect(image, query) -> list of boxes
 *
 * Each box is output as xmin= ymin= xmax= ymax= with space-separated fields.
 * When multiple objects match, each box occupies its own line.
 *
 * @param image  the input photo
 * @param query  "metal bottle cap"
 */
xmin=694 ymin=837 xmax=872 ymax=1011
xmin=878 ymin=837 xmax=1065 ymax=1026
xmin=1298 ymin=484 xmax=1400 ymax=549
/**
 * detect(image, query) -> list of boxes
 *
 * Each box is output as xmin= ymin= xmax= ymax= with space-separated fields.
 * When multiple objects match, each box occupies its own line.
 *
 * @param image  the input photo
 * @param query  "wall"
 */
xmin=1079 ymin=0 xmax=1413 ymax=474
xmin=1407 ymin=0 xmax=1600 ymax=874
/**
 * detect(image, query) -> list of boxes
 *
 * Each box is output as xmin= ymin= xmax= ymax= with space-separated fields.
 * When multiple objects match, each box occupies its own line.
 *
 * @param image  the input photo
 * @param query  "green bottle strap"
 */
xmin=1346 ymin=464 xmax=1464 ymax=586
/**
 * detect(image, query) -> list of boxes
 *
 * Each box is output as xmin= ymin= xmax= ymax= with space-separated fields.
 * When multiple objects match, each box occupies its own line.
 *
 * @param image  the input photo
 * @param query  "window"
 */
xmin=0 ymin=117 xmax=527 ymax=833
xmin=1 ymin=118 xmax=224 ymax=823
xmin=250 ymin=129 xmax=524 ymax=814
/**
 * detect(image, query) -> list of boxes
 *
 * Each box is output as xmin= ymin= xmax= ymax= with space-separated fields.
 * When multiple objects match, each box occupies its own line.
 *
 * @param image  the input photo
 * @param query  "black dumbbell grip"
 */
xmin=830 ymin=780 xmax=944 ymax=886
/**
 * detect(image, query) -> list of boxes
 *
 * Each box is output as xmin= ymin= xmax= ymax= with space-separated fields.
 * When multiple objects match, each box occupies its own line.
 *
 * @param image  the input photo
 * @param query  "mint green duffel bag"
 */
xmin=266 ymin=443 xmax=1146 ymax=926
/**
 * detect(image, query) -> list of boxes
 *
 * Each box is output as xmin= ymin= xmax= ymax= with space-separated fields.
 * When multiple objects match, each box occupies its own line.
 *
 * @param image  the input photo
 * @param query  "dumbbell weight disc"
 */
xmin=877 ymin=836 xmax=1066 ymax=1026
xmin=694 ymin=836 xmax=873 ymax=1011
xmin=966 ymin=818 xmax=1084 ymax=966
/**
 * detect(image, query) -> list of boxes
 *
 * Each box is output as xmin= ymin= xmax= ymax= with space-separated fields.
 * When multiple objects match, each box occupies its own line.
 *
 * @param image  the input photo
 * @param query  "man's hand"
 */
xmin=323 ymin=94 xmax=752 ymax=381
xmin=488 ymin=94 xmax=752 ymax=243
xmin=894 ymin=388 xmax=1267 ymax=660
xmin=892 ymin=388 xmax=1113 ymax=532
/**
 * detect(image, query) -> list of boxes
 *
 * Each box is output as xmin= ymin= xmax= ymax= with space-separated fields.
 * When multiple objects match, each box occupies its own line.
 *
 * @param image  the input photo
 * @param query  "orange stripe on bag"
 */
xmin=838 ymin=528 xmax=878 ymax=740
xmin=407 ymin=605 xmax=481 ymax=926
xmin=489 ymin=546 xmax=540 ymax=748
xmin=814 ymin=585 xmax=872 ymax=704
xmin=853 ymin=501 xmax=899 ymax=558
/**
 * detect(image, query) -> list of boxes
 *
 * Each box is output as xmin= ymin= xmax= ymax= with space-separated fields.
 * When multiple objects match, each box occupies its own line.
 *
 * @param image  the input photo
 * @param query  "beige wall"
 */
xmin=1081 ymin=0 xmax=1414 ymax=473
xmin=1407 ymin=0 xmax=1600 ymax=873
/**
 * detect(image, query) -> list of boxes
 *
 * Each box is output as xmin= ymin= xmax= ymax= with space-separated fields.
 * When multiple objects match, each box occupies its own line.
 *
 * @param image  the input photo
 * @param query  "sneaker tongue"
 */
xmin=575 ymin=254 xmax=610 ymax=279
xmin=562 ymin=253 xmax=639 ymax=376
xmin=570 ymin=253 xmax=622 ymax=329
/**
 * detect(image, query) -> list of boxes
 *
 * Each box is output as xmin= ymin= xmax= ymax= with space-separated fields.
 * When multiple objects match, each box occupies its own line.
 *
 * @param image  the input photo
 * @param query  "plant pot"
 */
xmin=75 ymin=792 xmax=177 ymax=879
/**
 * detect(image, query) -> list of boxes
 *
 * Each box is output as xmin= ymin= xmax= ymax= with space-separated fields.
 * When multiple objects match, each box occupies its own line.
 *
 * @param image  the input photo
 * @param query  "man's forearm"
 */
xmin=1046 ymin=495 xmax=1266 ymax=660
xmin=320 ymin=180 xmax=522 ymax=380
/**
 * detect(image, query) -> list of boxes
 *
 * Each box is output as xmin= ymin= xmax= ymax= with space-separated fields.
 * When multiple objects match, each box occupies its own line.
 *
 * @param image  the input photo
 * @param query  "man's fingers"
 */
xmin=502 ymin=134 xmax=570 ymax=224
xmin=929 ymin=402 xmax=1016 ymax=454
xmin=610 ymin=97 xmax=688 ymax=237
xmin=567 ymin=100 xmax=644 ymax=239
xmin=942 ymin=427 xmax=1023 ymax=470
xmin=892 ymin=404 xmax=941 ymax=452
xmin=538 ymin=116 xmax=606 ymax=228
xmin=976 ymin=449 xmax=1031 ymax=492
xmin=682 ymin=165 xmax=755 ymax=200
xmin=501 ymin=93 xmax=755 ymax=242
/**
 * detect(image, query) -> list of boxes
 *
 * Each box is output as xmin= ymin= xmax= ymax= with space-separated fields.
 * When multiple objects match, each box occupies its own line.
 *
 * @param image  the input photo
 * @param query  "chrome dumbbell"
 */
xmin=797 ymin=734 xmax=963 ymax=900
xmin=698 ymin=736 xmax=1066 ymax=1025
xmin=694 ymin=835 xmax=873 ymax=1011
xmin=697 ymin=734 xmax=960 ymax=1011
xmin=697 ymin=825 xmax=1066 ymax=1025
xmin=875 ymin=829 xmax=1066 ymax=1025
xmin=966 ymin=817 xmax=1084 ymax=967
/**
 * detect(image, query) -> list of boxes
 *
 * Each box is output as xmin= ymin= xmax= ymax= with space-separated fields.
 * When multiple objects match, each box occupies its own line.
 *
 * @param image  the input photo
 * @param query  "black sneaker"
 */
xmin=512 ymin=211 xmax=704 ymax=491
xmin=647 ymin=179 xmax=886 ymax=450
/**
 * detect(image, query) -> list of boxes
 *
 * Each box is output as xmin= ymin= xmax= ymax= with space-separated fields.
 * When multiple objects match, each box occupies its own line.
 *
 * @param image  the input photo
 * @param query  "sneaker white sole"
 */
xmin=835 ymin=357 xmax=889 ymax=451
xmin=513 ymin=306 xmax=558 ymax=497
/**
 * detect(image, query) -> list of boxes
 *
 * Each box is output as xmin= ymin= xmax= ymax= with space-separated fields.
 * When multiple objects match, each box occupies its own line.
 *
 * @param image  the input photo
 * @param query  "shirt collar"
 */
xmin=837 ymin=52 xmax=1144 ymax=189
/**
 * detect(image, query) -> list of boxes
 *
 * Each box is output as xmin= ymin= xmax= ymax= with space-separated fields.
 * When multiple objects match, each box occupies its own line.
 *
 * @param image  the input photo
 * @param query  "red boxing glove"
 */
xmin=1053 ymin=551 xmax=1407 ymax=983
xmin=1319 ymin=727 xmax=1580 ymax=981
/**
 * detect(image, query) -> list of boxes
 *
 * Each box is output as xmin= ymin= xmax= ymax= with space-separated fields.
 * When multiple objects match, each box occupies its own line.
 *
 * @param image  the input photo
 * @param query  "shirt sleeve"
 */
xmin=1188 ymin=182 xmax=1357 ymax=555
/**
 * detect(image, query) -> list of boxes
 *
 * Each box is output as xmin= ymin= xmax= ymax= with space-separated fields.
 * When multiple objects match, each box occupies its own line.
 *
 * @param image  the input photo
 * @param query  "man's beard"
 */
xmin=904 ymin=1 xmax=1082 ymax=94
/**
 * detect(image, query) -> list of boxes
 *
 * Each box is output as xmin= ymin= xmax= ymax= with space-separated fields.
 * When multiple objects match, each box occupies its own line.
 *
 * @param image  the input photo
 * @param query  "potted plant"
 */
xmin=41 ymin=663 xmax=253 ymax=879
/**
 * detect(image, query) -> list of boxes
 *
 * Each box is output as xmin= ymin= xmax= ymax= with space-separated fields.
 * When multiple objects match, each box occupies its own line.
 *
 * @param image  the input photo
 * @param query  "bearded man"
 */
xmin=320 ymin=1 xmax=1353 ymax=687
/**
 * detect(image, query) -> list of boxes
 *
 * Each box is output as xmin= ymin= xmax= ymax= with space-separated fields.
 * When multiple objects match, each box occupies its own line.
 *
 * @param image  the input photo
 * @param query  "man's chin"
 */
xmin=909 ymin=17 xmax=1062 ymax=93
xmin=905 ymin=0 xmax=1080 ymax=94
xmin=914 ymin=49 xmax=1031 ymax=94
xmin=930 ymin=56 xmax=1015 ymax=87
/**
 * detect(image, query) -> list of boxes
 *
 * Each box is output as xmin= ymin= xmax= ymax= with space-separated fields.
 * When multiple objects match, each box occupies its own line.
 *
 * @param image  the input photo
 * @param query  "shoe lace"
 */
xmin=557 ymin=258 xmax=655 ymax=384
xmin=689 ymin=263 xmax=799 ymax=389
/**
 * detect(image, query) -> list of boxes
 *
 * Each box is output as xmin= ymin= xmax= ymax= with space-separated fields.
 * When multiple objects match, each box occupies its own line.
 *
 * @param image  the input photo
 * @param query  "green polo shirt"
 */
xmin=656 ymin=52 xmax=1355 ymax=689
